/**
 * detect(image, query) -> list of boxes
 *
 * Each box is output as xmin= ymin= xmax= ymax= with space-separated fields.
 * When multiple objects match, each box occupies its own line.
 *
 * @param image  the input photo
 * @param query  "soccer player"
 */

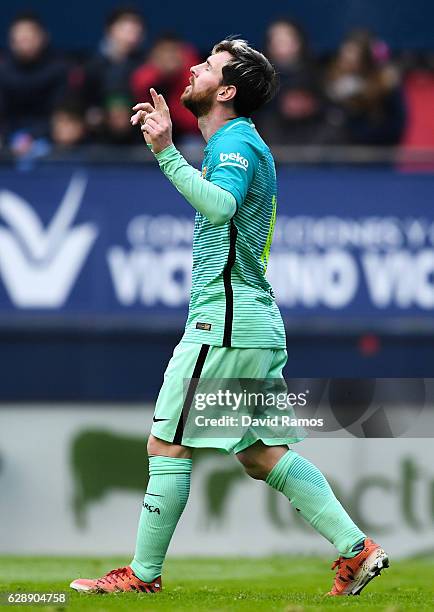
xmin=70 ymin=39 xmax=388 ymax=597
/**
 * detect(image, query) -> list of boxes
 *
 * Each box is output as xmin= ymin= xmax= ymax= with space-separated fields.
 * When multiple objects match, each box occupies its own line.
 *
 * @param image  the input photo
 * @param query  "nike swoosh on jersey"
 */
xmin=152 ymin=416 xmax=170 ymax=422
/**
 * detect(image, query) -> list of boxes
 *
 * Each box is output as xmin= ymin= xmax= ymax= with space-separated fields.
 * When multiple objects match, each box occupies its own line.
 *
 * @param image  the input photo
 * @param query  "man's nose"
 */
xmin=190 ymin=65 xmax=199 ymax=77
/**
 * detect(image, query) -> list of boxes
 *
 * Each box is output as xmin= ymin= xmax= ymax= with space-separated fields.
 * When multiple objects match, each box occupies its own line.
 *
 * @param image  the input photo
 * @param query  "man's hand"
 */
xmin=130 ymin=100 xmax=154 ymax=147
xmin=130 ymin=88 xmax=173 ymax=154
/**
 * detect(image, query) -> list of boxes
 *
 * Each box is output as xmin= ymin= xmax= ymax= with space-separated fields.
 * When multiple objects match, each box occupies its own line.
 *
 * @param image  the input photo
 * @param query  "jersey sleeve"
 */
xmin=208 ymin=133 xmax=258 ymax=208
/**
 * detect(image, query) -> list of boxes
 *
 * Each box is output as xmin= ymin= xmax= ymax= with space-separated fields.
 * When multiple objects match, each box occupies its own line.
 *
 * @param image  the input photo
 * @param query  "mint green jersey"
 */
xmin=182 ymin=117 xmax=286 ymax=348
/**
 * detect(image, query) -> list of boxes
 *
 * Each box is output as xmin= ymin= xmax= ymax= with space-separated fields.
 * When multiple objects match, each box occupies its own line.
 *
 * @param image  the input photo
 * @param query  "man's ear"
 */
xmin=217 ymin=84 xmax=236 ymax=103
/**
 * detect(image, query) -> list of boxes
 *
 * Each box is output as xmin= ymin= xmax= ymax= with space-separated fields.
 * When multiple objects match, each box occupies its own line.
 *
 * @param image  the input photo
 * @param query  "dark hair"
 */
xmin=212 ymin=38 xmax=278 ymax=117
xmin=152 ymin=32 xmax=182 ymax=45
xmin=105 ymin=4 xmax=145 ymax=29
xmin=53 ymin=99 xmax=85 ymax=119
xmin=341 ymin=29 xmax=377 ymax=74
xmin=10 ymin=11 xmax=45 ymax=31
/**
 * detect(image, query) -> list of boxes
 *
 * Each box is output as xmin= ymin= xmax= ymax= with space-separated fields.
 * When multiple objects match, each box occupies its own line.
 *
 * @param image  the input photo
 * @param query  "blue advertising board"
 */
xmin=0 ymin=164 xmax=433 ymax=330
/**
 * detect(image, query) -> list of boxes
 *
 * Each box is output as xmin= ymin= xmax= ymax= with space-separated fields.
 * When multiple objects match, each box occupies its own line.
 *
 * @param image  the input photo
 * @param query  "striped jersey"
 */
xmin=182 ymin=117 xmax=286 ymax=348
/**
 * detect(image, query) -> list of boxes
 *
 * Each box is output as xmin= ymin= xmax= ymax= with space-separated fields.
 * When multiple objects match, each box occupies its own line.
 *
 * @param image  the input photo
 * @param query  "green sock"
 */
xmin=266 ymin=450 xmax=365 ymax=557
xmin=130 ymin=456 xmax=192 ymax=581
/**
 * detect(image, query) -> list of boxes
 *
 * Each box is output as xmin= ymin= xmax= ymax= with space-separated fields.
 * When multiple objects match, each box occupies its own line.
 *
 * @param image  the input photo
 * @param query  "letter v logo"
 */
xmin=0 ymin=173 xmax=98 ymax=308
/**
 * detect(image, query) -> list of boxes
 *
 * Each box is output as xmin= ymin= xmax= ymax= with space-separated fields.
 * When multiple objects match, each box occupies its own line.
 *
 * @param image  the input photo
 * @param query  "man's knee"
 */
xmin=236 ymin=449 xmax=268 ymax=480
xmin=236 ymin=443 xmax=288 ymax=481
xmin=147 ymin=434 xmax=193 ymax=459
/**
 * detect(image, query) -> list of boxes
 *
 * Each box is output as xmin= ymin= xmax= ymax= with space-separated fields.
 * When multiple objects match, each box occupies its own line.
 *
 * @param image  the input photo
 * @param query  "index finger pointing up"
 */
xmin=150 ymin=88 xmax=161 ymax=109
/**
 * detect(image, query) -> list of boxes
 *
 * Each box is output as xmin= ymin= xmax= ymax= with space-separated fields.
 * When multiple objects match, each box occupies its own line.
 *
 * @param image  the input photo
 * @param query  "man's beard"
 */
xmin=181 ymin=86 xmax=214 ymax=118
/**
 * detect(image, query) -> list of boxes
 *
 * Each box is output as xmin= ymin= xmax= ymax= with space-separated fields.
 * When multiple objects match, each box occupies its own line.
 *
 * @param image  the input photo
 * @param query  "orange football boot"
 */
xmin=328 ymin=538 xmax=389 ymax=596
xmin=70 ymin=566 xmax=162 ymax=593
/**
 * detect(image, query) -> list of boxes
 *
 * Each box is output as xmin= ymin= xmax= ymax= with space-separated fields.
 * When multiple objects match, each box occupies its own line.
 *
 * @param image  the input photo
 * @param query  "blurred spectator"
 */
xmin=84 ymin=5 xmax=146 ymax=136
xmin=324 ymin=30 xmax=406 ymax=145
xmin=51 ymin=101 xmax=87 ymax=148
xmin=255 ymin=19 xmax=329 ymax=145
xmin=104 ymin=94 xmax=143 ymax=144
xmin=131 ymin=34 xmax=200 ymax=141
xmin=266 ymin=18 xmax=308 ymax=68
xmin=0 ymin=12 xmax=67 ymax=149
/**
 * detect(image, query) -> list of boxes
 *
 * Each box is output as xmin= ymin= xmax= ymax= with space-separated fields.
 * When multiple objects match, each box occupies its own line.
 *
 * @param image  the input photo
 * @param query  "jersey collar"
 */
xmin=204 ymin=117 xmax=252 ymax=152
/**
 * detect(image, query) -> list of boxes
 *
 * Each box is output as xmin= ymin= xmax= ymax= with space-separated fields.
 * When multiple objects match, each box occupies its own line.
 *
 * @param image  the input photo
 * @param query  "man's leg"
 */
xmin=70 ymin=341 xmax=211 ymax=593
xmin=130 ymin=435 xmax=193 ymax=581
xmin=236 ymin=442 xmax=365 ymax=556
xmin=236 ymin=441 xmax=388 ymax=596
xmin=70 ymin=436 xmax=192 ymax=593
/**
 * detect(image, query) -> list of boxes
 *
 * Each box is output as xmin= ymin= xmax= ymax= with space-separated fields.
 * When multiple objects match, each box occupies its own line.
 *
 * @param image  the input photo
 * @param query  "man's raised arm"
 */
xmin=131 ymin=90 xmax=236 ymax=227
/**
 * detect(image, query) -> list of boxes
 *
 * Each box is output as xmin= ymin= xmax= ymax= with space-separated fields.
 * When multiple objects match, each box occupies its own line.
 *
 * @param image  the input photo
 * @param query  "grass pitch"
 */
xmin=1 ymin=555 xmax=433 ymax=611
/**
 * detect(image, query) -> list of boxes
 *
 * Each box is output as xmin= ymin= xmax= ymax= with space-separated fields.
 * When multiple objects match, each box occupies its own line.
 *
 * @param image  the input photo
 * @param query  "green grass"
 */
xmin=1 ymin=555 xmax=433 ymax=611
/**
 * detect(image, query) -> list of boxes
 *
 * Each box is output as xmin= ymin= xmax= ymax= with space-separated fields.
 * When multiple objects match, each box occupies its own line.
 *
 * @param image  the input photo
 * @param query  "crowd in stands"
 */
xmin=0 ymin=6 xmax=433 ymax=159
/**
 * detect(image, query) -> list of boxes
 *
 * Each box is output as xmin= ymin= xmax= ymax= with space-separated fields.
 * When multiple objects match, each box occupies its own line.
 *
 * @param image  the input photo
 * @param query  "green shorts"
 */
xmin=151 ymin=340 xmax=305 ymax=454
